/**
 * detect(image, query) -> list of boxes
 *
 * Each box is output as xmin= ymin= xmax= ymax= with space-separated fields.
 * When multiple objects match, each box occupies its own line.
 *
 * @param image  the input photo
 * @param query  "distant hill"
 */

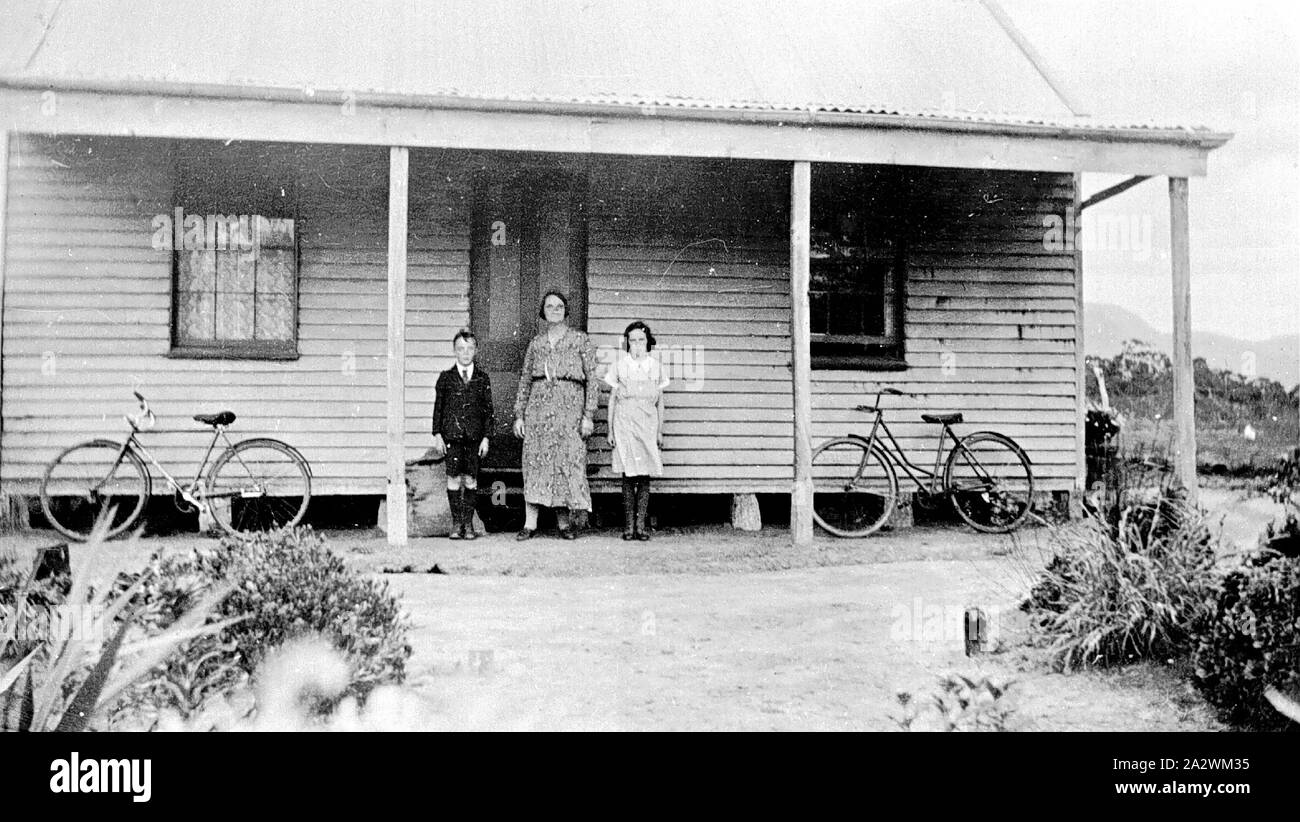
xmin=1085 ymin=303 xmax=1299 ymax=390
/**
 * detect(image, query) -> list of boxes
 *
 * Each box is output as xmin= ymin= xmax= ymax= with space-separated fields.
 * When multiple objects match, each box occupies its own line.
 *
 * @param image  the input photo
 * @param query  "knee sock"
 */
xmin=446 ymin=486 xmax=462 ymax=532
xmin=459 ymin=486 xmax=473 ymax=533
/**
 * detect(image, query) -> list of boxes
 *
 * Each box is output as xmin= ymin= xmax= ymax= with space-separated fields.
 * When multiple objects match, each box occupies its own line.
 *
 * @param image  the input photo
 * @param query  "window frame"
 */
xmin=808 ymin=165 xmax=910 ymax=371
xmin=167 ymin=143 xmax=302 ymax=361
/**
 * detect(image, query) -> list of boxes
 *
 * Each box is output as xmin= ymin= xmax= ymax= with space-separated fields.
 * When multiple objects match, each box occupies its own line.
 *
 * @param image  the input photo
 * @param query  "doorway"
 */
xmin=469 ymin=161 xmax=588 ymax=471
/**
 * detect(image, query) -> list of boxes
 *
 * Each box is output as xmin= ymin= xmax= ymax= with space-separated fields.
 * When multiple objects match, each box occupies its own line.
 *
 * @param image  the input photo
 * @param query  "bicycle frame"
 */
xmin=858 ymin=412 xmax=960 ymax=496
xmin=104 ymin=424 xmax=239 ymax=512
xmin=847 ymin=386 xmax=1006 ymax=497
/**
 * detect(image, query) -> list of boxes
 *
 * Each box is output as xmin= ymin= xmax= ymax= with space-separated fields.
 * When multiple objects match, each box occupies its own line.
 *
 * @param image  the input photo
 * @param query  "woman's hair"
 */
xmin=538 ymin=291 xmax=569 ymax=319
xmin=623 ymin=320 xmax=656 ymax=352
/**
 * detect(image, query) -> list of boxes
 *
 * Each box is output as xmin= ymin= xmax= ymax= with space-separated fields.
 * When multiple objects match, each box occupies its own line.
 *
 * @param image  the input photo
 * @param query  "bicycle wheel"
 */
xmin=206 ymin=438 xmax=311 ymax=536
xmin=40 ymin=439 xmax=150 ymax=541
xmin=811 ymin=437 xmax=898 ymax=537
xmin=944 ymin=432 xmax=1034 ymax=533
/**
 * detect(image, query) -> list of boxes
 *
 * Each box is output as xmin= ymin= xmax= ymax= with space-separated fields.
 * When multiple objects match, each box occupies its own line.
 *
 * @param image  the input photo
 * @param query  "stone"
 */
xmin=0 ymin=494 xmax=31 ymax=530
xmin=890 ymin=492 xmax=915 ymax=529
xmin=199 ymin=501 xmax=222 ymax=536
xmin=730 ymin=493 xmax=761 ymax=531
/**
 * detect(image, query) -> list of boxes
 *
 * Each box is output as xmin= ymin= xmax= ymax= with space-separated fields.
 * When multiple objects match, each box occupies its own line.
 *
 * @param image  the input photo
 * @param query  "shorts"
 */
xmin=443 ymin=439 xmax=480 ymax=479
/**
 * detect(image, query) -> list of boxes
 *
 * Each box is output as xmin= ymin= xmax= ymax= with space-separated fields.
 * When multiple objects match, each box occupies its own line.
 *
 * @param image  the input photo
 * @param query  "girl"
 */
xmin=605 ymin=321 xmax=668 ymax=540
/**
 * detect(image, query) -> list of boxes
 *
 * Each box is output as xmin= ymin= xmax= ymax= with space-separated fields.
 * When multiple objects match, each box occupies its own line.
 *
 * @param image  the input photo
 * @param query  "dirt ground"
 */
xmin=0 ymin=487 xmax=1284 ymax=731
xmin=382 ymin=556 xmax=1221 ymax=731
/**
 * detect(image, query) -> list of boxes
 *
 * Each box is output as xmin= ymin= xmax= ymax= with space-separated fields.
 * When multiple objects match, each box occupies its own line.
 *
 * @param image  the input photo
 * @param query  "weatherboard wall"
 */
xmin=0 ymin=134 xmax=469 ymax=495
xmin=1 ymin=138 xmax=1080 ymax=499
xmin=584 ymin=159 xmax=1080 ymax=494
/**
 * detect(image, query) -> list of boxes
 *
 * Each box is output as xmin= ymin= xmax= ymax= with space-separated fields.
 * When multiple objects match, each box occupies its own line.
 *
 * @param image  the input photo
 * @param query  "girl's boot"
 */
xmin=634 ymin=478 xmax=651 ymax=541
xmin=621 ymin=478 xmax=636 ymax=540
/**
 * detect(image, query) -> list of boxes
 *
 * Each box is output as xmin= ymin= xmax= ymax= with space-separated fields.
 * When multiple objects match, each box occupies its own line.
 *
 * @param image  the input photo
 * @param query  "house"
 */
xmin=0 ymin=0 xmax=1230 ymax=544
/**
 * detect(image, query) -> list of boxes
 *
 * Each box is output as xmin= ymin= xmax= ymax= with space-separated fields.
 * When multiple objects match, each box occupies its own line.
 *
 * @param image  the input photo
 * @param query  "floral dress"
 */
xmin=604 ymin=354 xmax=669 ymax=477
xmin=514 ymin=327 xmax=600 ymax=510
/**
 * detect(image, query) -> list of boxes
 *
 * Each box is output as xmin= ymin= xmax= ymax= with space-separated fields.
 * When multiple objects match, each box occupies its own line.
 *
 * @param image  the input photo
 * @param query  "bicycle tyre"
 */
xmin=943 ymin=432 xmax=1034 ymax=534
xmin=39 ymin=439 xmax=151 ymax=541
xmin=811 ymin=436 xmax=899 ymax=538
xmin=206 ymin=438 xmax=312 ymax=536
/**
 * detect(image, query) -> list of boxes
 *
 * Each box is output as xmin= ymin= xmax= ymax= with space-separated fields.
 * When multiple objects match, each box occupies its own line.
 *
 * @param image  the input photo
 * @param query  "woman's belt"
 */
xmin=532 ymin=375 xmax=585 ymax=385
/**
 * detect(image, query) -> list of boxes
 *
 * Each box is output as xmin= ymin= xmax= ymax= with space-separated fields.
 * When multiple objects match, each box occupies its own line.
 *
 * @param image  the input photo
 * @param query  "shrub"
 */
xmin=1262 ymin=447 xmax=1299 ymax=506
xmin=1261 ymin=511 xmax=1300 ymax=559
xmin=893 ymin=673 xmax=1016 ymax=732
xmin=156 ymin=637 xmax=438 ymax=732
xmin=1190 ymin=546 xmax=1300 ymax=730
xmin=1 ymin=518 xmax=235 ymax=732
xmin=121 ymin=527 xmax=412 ymax=722
xmin=0 ymin=554 xmax=66 ymax=665
xmin=217 ymin=528 xmax=412 ymax=693
xmin=1023 ymin=495 xmax=1219 ymax=670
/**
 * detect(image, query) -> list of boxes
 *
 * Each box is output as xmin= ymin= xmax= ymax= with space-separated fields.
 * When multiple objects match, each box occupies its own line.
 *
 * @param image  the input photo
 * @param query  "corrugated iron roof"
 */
xmin=0 ymin=0 xmax=1226 ymax=141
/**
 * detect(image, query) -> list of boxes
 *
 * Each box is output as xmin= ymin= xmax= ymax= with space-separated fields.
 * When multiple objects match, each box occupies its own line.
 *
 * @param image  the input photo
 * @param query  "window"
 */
xmin=809 ymin=165 xmax=908 ymax=369
xmin=169 ymin=142 xmax=300 ymax=359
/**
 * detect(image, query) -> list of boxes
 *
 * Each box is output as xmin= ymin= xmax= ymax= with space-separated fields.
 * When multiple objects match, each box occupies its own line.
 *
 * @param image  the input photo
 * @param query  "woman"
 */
xmin=513 ymin=291 xmax=600 ymax=539
xmin=605 ymin=321 xmax=668 ymax=540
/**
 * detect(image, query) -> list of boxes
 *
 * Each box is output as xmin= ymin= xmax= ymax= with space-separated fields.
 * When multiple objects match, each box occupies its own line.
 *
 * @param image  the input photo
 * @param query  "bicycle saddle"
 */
xmin=194 ymin=411 xmax=237 ymax=427
xmin=921 ymin=412 xmax=963 ymax=425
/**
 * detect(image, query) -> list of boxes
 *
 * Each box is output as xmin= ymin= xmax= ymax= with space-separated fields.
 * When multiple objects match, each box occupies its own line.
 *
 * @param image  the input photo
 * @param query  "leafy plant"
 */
xmin=1261 ymin=511 xmax=1300 ymax=559
xmin=155 ymin=637 xmax=437 ymax=732
xmin=119 ymin=527 xmax=412 ymax=722
xmin=893 ymin=673 xmax=1016 ymax=732
xmin=1263 ymin=448 xmax=1299 ymax=506
xmin=1190 ymin=546 xmax=1300 ymax=731
xmin=1023 ymin=495 xmax=1219 ymax=670
xmin=0 ymin=516 xmax=239 ymax=731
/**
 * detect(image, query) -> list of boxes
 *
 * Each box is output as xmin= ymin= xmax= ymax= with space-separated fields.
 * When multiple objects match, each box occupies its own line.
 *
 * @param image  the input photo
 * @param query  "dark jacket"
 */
xmin=432 ymin=364 xmax=494 ymax=442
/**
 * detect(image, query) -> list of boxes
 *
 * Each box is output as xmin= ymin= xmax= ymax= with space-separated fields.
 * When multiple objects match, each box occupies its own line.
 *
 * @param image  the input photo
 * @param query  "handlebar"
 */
xmin=126 ymin=391 xmax=156 ymax=431
xmin=874 ymin=385 xmax=915 ymax=404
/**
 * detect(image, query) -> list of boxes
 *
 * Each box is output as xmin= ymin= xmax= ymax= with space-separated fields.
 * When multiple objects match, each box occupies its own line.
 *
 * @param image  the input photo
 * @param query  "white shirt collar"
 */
xmin=459 ymin=363 xmax=473 ymax=381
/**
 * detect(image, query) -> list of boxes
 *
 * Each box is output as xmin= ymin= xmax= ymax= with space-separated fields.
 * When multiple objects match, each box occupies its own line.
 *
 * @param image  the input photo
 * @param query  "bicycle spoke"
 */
xmin=209 ymin=442 xmax=309 ymax=535
xmin=811 ymin=438 xmax=897 ymax=537
xmin=41 ymin=441 xmax=148 ymax=540
xmin=946 ymin=435 xmax=1033 ymax=533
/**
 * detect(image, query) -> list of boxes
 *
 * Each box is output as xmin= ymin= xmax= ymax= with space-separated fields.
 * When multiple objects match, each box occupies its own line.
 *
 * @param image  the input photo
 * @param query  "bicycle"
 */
xmin=39 ymin=392 xmax=312 ymax=541
xmin=811 ymin=387 xmax=1034 ymax=537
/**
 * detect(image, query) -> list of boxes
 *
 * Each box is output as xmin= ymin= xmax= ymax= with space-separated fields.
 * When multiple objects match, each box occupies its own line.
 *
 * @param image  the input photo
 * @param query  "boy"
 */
xmin=431 ymin=329 xmax=493 ymax=539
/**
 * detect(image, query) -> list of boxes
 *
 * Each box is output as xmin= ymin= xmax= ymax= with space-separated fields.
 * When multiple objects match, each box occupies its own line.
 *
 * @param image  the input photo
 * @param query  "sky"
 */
xmin=998 ymin=0 xmax=1299 ymax=341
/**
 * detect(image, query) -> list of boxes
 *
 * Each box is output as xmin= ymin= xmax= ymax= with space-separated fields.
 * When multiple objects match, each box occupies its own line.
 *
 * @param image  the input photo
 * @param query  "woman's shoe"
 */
xmin=448 ymin=530 xmax=463 ymax=540
xmin=515 ymin=528 xmax=536 ymax=541
xmin=560 ymin=527 xmax=578 ymax=540
xmin=635 ymin=531 xmax=650 ymax=541
xmin=622 ymin=531 xmax=635 ymax=541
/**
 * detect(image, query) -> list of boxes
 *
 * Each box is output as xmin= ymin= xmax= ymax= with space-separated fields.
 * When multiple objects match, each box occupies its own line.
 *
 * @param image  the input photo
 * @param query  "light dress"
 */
xmin=604 ymin=354 xmax=669 ymax=477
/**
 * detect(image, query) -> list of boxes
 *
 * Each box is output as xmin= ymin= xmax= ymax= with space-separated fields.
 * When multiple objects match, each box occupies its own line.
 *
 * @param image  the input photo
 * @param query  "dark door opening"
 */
xmin=470 ymin=162 xmax=588 ymax=472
